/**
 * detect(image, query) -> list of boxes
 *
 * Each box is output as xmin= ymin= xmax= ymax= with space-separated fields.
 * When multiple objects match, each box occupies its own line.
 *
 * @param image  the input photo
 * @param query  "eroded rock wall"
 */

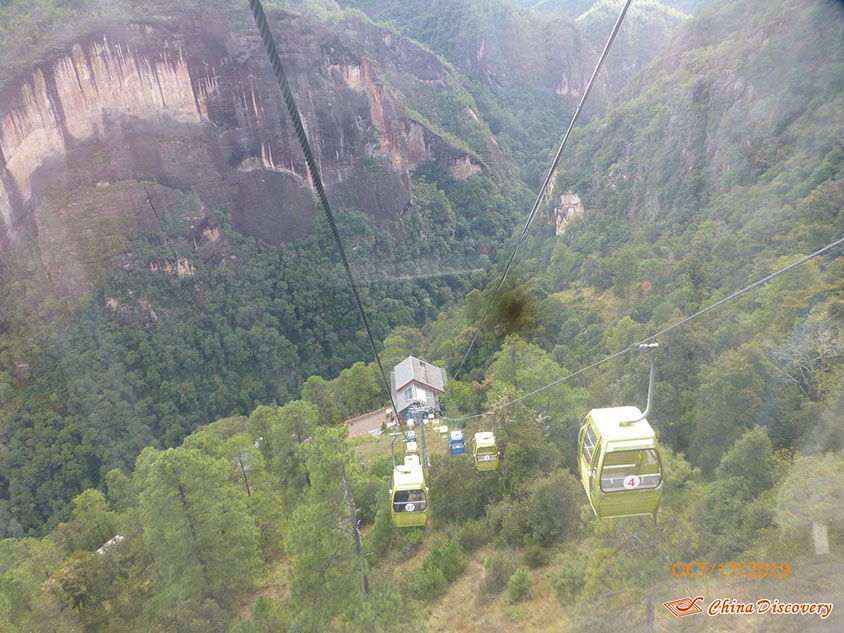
xmin=0 ymin=10 xmax=487 ymax=294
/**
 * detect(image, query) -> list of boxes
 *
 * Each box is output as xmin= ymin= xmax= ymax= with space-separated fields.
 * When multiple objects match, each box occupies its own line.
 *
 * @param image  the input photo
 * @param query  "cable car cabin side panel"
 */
xmin=392 ymin=490 xmax=428 ymax=527
xmin=593 ymin=444 xmax=662 ymax=518
xmin=578 ymin=418 xmax=599 ymax=500
xmin=474 ymin=431 xmax=499 ymax=471
xmin=475 ymin=449 xmax=499 ymax=470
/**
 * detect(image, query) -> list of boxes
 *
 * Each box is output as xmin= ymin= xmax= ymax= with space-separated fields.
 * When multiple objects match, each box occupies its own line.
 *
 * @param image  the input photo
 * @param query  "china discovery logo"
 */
xmin=663 ymin=596 xmax=833 ymax=619
xmin=663 ymin=596 xmax=704 ymax=617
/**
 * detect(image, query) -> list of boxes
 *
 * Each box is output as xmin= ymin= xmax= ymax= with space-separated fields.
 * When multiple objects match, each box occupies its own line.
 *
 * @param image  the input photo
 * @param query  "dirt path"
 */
xmin=346 ymin=409 xmax=389 ymax=437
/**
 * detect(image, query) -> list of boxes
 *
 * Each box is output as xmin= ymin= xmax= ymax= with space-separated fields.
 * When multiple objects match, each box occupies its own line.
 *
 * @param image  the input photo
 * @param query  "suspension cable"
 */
xmin=442 ymin=234 xmax=844 ymax=422
xmin=247 ymin=0 xmax=400 ymax=420
xmin=452 ymin=0 xmax=634 ymax=381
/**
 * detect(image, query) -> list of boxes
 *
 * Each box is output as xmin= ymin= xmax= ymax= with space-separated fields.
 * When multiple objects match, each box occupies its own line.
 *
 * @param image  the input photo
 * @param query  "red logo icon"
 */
xmin=664 ymin=596 xmax=704 ymax=617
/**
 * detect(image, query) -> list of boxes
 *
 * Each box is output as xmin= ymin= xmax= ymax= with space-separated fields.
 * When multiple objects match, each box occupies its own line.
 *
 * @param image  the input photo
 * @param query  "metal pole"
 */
xmin=630 ymin=343 xmax=658 ymax=423
xmin=390 ymin=432 xmax=402 ymax=467
xmin=419 ymin=409 xmax=428 ymax=468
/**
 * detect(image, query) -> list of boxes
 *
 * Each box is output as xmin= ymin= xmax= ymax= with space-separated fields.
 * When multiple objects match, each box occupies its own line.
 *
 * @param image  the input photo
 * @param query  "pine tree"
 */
xmin=286 ymin=427 xmax=370 ymax=631
xmin=137 ymin=448 xmax=262 ymax=608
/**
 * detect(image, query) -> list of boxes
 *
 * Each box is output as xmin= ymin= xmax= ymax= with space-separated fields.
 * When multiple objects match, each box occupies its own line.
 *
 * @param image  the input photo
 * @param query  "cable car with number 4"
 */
xmin=577 ymin=344 xmax=663 ymax=519
xmin=578 ymin=406 xmax=662 ymax=519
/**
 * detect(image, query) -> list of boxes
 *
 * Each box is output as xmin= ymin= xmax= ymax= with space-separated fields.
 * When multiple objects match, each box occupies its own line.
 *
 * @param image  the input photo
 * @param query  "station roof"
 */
xmin=391 ymin=356 xmax=447 ymax=394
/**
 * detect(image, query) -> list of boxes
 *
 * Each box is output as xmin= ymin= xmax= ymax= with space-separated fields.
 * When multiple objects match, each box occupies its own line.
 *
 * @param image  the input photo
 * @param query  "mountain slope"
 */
xmin=0 ymin=1 xmax=532 ymax=533
xmin=0 ymin=5 xmax=504 ymax=267
xmin=0 ymin=1 xmax=841 ymax=632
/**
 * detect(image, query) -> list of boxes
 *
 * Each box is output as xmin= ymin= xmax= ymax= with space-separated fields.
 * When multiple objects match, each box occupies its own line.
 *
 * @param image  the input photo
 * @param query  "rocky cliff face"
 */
xmin=556 ymin=0 xmax=844 ymax=228
xmin=0 ymin=8 xmax=493 ymax=294
xmin=339 ymin=0 xmax=603 ymax=103
xmin=551 ymin=190 xmax=584 ymax=235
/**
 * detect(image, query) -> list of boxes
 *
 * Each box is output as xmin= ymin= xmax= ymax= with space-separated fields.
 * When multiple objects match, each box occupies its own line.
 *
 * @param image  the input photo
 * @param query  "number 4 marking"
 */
xmin=623 ymin=475 xmax=640 ymax=489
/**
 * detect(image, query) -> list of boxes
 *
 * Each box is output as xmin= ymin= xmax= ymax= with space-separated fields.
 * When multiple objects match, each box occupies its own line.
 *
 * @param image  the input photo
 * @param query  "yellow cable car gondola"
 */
xmin=473 ymin=431 xmax=499 ymax=471
xmin=390 ymin=464 xmax=429 ymax=527
xmin=577 ymin=406 xmax=662 ymax=519
xmin=577 ymin=344 xmax=663 ymax=519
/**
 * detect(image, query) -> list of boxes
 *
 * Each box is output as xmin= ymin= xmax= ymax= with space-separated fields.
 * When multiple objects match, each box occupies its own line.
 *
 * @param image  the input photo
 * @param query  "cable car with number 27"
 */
xmin=390 ymin=464 xmax=429 ymax=527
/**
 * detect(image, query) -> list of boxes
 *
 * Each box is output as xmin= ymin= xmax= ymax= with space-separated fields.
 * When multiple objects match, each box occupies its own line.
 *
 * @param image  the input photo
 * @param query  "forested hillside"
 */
xmin=509 ymin=0 xmax=710 ymax=18
xmin=0 ymin=0 xmax=535 ymax=532
xmin=335 ymin=0 xmax=689 ymax=187
xmin=0 ymin=0 xmax=842 ymax=631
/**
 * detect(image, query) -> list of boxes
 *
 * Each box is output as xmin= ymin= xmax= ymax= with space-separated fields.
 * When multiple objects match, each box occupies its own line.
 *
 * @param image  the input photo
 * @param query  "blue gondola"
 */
xmin=449 ymin=430 xmax=466 ymax=455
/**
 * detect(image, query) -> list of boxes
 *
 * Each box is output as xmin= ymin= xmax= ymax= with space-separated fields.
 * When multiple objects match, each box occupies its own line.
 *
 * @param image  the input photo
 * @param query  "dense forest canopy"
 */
xmin=0 ymin=0 xmax=842 ymax=631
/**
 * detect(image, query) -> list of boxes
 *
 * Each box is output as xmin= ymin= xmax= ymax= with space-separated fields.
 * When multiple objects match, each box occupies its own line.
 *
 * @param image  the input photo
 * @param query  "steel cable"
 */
xmin=442 ymin=234 xmax=844 ymax=422
xmin=452 ymin=0 xmax=634 ymax=381
xmin=247 ymin=0 xmax=400 ymax=420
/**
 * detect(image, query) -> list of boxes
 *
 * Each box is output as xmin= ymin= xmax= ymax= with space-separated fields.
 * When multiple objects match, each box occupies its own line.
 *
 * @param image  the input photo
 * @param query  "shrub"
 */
xmin=456 ymin=518 xmax=490 ymax=553
xmin=487 ymin=499 xmax=528 ymax=546
xmin=428 ymin=454 xmax=492 ymax=523
xmin=352 ymin=474 xmax=382 ymax=525
xmin=415 ymin=539 xmax=467 ymax=599
xmin=522 ymin=470 xmax=582 ymax=546
xmin=416 ymin=560 xmax=448 ymax=599
xmin=523 ymin=541 xmax=550 ymax=568
xmin=230 ymin=597 xmax=291 ymax=633
xmin=369 ymin=457 xmax=393 ymax=479
xmin=367 ymin=484 xmax=396 ymax=557
xmin=427 ymin=540 xmax=467 ymax=582
xmin=338 ymin=581 xmax=417 ymax=633
xmin=553 ymin=550 xmax=587 ymax=604
xmin=404 ymin=528 xmax=424 ymax=546
xmin=507 ymin=568 xmax=533 ymax=604
xmin=478 ymin=551 xmax=517 ymax=604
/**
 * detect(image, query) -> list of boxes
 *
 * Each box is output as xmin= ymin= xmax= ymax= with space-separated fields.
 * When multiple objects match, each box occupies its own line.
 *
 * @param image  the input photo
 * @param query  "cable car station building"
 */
xmin=390 ymin=356 xmax=447 ymax=424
